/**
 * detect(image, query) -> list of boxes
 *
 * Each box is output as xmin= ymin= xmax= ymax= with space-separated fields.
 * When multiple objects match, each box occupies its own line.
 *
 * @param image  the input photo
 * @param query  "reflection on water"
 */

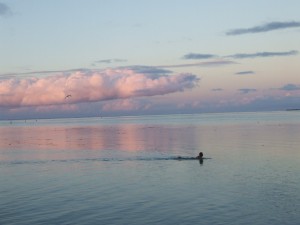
xmin=0 ymin=124 xmax=201 ymax=161
xmin=0 ymin=125 xmax=197 ymax=151
xmin=199 ymin=158 xmax=203 ymax=165
xmin=1 ymin=113 xmax=300 ymax=162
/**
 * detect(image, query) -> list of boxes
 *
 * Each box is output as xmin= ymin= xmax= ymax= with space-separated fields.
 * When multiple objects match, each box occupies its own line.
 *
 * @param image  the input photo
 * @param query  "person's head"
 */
xmin=199 ymin=152 xmax=203 ymax=158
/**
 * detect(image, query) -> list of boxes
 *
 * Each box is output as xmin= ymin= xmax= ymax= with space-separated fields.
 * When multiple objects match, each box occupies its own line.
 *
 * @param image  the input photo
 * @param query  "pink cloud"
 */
xmin=101 ymin=99 xmax=152 ymax=112
xmin=0 ymin=69 xmax=199 ymax=107
xmin=34 ymin=104 xmax=79 ymax=113
xmin=7 ymin=104 xmax=78 ymax=116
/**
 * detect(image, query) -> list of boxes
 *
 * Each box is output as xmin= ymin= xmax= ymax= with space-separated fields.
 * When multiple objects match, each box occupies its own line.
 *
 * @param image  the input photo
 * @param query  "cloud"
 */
xmin=226 ymin=21 xmax=300 ymax=35
xmin=34 ymin=104 xmax=78 ymax=113
xmin=0 ymin=2 xmax=10 ymax=16
xmin=1 ymin=60 xmax=236 ymax=79
xmin=101 ymin=99 xmax=151 ymax=112
xmin=120 ymin=65 xmax=172 ymax=75
xmin=182 ymin=53 xmax=217 ymax=60
xmin=211 ymin=88 xmax=223 ymax=91
xmin=0 ymin=68 xmax=92 ymax=78
xmin=235 ymin=71 xmax=255 ymax=75
xmin=94 ymin=59 xmax=127 ymax=64
xmin=160 ymin=60 xmax=236 ymax=68
xmin=279 ymin=84 xmax=300 ymax=91
xmin=238 ymin=88 xmax=257 ymax=94
xmin=227 ymin=50 xmax=298 ymax=59
xmin=0 ymin=69 xmax=199 ymax=107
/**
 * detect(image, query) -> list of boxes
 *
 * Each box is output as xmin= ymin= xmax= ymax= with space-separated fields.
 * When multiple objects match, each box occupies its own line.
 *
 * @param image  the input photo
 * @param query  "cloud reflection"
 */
xmin=0 ymin=124 xmax=199 ymax=161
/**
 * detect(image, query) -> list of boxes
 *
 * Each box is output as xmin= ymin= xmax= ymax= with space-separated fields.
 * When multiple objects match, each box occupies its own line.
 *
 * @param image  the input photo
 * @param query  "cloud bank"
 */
xmin=227 ymin=50 xmax=298 ymax=59
xmin=226 ymin=21 xmax=300 ymax=35
xmin=0 ymin=69 xmax=199 ymax=107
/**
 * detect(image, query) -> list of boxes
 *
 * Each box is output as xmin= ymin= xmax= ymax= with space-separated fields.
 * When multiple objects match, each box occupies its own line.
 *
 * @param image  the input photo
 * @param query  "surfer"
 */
xmin=176 ymin=152 xmax=205 ymax=160
xmin=196 ymin=152 xmax=203 ymax=159
xmin=196 ymin=152 xmax=204 ymax=165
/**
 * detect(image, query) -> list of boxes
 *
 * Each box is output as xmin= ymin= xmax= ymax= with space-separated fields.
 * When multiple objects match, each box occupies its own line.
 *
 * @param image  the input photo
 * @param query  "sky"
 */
xmin=0 ymin=0 xmax=300 ymax=120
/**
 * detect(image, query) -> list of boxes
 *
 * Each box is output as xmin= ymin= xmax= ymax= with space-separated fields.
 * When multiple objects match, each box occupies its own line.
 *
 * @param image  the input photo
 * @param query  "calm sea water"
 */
xmin=1 ymin=111 xmax=300 ymax=225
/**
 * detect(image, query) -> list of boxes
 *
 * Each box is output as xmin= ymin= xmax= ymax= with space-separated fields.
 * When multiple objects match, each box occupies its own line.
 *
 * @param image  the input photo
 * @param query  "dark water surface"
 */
xmin=1 ymin=111 xmax=300 ymax=224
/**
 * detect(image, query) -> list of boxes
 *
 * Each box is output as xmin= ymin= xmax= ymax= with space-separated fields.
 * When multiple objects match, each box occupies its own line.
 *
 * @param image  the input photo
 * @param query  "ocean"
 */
xmin=1 ymin=111 xmax=300 ymax=225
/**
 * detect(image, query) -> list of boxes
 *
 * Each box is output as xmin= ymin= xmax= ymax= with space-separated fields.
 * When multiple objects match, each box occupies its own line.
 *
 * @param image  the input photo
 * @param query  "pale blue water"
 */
xmin=1 ymin=111 xmax=300 ymax=225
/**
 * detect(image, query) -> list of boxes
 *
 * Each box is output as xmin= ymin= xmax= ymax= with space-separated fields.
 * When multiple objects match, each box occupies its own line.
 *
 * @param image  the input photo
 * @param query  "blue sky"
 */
xmin=0 ymin=0 xmax=300 ymax=119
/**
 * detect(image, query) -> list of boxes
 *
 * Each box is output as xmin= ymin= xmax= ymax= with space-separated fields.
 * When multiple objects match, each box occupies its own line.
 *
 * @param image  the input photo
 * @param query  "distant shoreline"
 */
xmin=1 ymin=109 xmax=300 ymax=122
xmin=286 ymin=109 xmax=300 ymax=111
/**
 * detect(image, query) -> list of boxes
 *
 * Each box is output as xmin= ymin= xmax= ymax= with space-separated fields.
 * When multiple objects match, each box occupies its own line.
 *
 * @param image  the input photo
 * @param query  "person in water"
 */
xmin=196 ymin=152 xmax=203 ymax=159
